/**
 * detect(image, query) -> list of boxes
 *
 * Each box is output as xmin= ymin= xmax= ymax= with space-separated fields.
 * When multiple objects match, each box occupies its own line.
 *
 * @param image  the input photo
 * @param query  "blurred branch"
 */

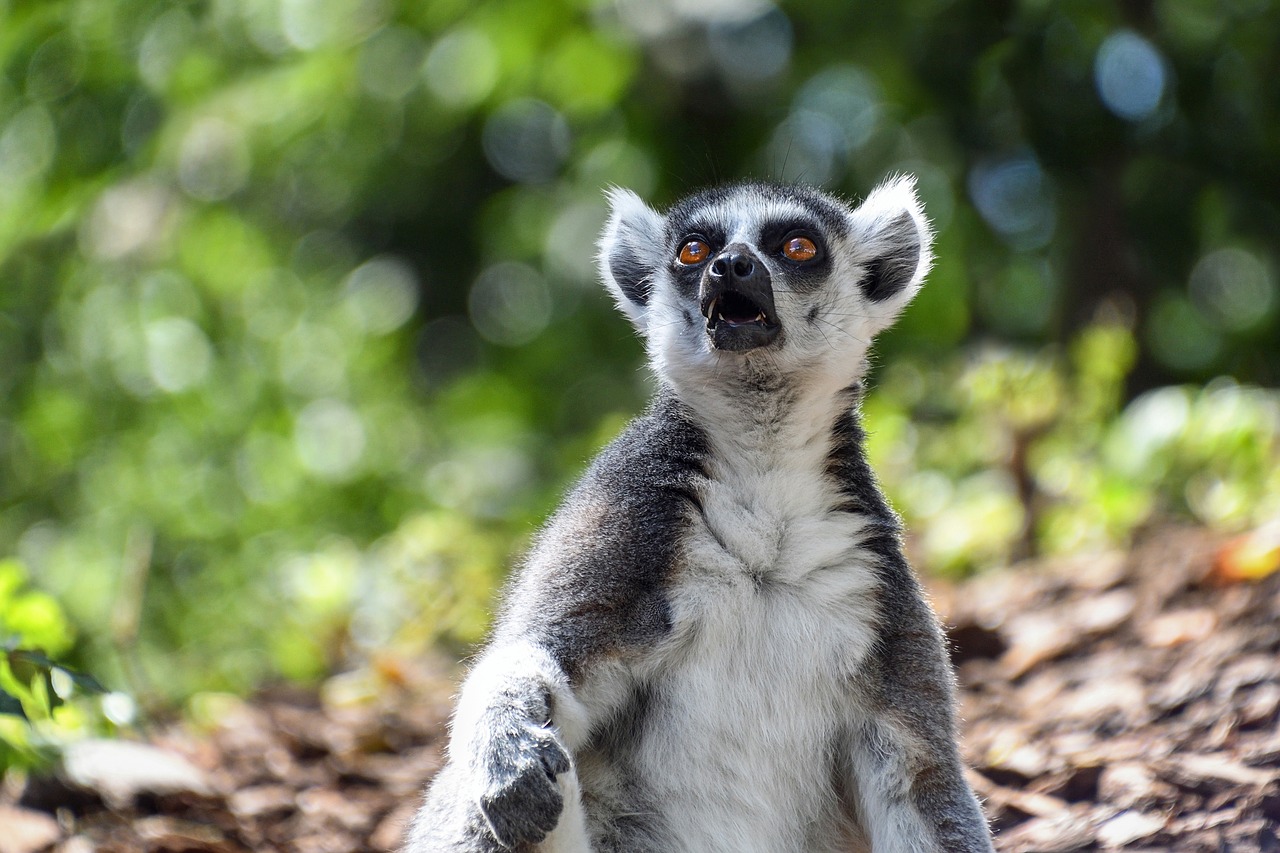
xmin=1008 ymin=423 xmax=1050 ymax=564
xmin=112 ymin=525 xmax=156 ymax=721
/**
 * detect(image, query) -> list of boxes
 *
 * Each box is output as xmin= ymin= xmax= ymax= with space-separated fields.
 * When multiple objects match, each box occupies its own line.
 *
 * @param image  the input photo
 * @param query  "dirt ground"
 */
xmin=3 ymin=525 xmax=1278 ymax=852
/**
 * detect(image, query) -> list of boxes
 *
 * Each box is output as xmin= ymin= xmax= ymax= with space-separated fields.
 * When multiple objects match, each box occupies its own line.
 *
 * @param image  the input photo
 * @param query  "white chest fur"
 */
xmin=631 ymin=437 xmax=883 ymax=853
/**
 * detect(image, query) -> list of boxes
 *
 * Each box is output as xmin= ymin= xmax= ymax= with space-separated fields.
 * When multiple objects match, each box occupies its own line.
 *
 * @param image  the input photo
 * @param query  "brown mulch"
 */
xmin=4 ymin=526 xmax=1278 ymax=852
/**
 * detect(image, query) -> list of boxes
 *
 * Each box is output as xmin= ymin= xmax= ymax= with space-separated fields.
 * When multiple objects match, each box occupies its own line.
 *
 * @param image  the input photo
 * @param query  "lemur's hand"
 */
xmin=475 ymin=717 xmax=571 ymax=847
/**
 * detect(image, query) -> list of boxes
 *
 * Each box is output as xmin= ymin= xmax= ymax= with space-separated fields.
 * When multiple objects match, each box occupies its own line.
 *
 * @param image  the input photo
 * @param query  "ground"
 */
xmin=2 ymin=526 xmax=1278 ymax=852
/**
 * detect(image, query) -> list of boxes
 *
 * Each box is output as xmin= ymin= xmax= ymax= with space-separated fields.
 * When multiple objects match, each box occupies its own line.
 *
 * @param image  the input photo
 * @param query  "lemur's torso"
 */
xmin=406 ymin=179 xmax=994 ymax=853
xmin=559 ymin=390 xmax=883 ymax=852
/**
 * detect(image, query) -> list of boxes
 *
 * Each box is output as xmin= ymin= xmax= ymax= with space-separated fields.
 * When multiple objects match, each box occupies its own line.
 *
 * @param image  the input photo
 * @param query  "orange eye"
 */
xmin=782 ymin=236 xmax=818 ymax=262
xmin=678 ymin=240 xmax=711 ymax=265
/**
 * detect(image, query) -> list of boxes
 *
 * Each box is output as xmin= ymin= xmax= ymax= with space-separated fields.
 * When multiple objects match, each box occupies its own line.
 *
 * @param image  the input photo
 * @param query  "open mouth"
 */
xmin=703 ymin=291 xmax=771 ymax=329
xmin=700 ymin=289 xmax=780 ymax=351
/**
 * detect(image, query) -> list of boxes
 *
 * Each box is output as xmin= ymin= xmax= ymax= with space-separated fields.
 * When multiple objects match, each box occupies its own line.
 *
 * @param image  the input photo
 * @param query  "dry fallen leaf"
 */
xmin=1212 ymin=519 xmax=1280 ymax=583
xmin=0 ymin=805 xmax=62 ymax=853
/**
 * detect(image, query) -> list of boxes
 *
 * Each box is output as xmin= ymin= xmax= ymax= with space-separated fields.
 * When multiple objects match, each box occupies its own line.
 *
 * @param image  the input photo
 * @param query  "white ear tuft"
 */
xmin=597 ymin=187 xmax=665 ymax=333
xmin=848 ymin=174 xmax=934 ymax=328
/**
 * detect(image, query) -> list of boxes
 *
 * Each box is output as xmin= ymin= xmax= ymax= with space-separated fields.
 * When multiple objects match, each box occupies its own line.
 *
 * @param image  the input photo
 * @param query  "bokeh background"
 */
xmin=1 ymin=0 xmax=1278 ymax=749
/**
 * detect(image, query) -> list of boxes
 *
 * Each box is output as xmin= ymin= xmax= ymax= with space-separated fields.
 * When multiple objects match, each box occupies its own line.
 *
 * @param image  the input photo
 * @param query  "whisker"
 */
xmin=812 ymin=315 xmax=869 ymax=346
xmin=810 ymin=318 xmax=834 ymax=349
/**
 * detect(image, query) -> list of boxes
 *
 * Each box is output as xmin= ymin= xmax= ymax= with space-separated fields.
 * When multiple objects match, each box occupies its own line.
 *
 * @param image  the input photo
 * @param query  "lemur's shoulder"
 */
xmin=494 ymin=389 xmax=708 ymax=681
xmin=578 ymin=389 xmax=710 ymax=500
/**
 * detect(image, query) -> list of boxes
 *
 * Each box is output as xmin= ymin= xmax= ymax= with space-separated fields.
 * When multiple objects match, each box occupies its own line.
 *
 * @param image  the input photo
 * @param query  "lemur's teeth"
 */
xmin=755 ymin=312 xmax=766 ymax=323
xmin=706 ymin=297 xmax=719 ymax=320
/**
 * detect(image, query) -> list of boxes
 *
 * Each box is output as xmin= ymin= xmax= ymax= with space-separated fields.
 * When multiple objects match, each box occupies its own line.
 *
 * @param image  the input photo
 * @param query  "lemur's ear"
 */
xmin=598 ymin=187 xmax=665 ymax=333
xmin=847 ymin=175 xmax=934 ymax=333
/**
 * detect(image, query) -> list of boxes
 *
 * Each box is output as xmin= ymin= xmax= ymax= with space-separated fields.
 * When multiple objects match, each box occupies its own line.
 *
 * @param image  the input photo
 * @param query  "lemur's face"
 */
xmin=664 ymin=188 xmax=836 ymax=355
xmin=599 ymin=178 xmax=932 ymax=387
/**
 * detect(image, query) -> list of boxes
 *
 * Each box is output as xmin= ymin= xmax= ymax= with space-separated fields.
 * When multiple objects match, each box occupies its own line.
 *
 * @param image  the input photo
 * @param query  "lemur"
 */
xmin=404 ymin=177 xmax=994 ymax=852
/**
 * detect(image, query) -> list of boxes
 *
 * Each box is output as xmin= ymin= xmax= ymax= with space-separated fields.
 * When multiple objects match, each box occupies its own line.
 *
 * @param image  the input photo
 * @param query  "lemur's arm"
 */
xmin=845 ymin=571 xmax=993 ymax=852
xmin=829 ymin=417 xmax=993 ymax=853
xmin=412 ymin=641 xmax=584 ymax=850
xmin=842 ymin=601 xmax=994 ymax=853
xmin=405 ymin=575 xmax=646 ymax=853
xmin=405 ymin=394 xmax=707 ymax=852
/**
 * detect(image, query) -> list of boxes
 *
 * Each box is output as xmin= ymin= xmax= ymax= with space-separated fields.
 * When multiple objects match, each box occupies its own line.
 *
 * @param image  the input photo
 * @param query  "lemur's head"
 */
xmin=598 ymin=178 xmax=932 ymax=392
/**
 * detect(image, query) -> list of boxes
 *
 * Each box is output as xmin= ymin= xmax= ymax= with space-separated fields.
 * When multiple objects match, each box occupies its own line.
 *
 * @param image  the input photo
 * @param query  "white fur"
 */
xmin=597 ymin=186 xmax=665 ymax=333
xmin=539 ymin=767 xmax=591 ymax=853
xmin=632 ymin=408 xmax=883 ymax=852
xmin=451 ymin=641 xmax=588 ymax=758
xmin=851 ymin=720 xmax=940 ymax=853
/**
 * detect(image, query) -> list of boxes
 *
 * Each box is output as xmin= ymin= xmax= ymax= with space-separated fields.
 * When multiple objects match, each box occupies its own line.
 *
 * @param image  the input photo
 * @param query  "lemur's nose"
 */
xmin=710 ymin=252 xmax=755 ymax=280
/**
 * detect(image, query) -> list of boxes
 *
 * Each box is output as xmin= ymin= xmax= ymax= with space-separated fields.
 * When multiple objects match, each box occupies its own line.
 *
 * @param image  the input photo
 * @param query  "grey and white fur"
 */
xmin=404 ymin=177 xmax=994 ymax=852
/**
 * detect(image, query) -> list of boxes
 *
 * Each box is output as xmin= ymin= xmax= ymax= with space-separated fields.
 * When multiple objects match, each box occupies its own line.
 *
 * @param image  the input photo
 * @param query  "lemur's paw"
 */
xmin=477 ymin=724 xmax=571 ymax=847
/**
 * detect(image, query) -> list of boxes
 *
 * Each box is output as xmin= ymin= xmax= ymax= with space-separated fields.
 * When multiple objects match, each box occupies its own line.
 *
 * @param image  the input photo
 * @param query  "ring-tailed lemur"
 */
xmin=404 ymin=177 xmax=994 ymax=852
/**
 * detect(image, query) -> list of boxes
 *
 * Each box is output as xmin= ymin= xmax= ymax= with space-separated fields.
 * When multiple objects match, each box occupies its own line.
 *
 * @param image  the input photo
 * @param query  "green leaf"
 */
xmin=57 ymin=667 xmax=106 ymax=695
xmin=45 ymin=672 xmax=64 ymax=711
xmin=0 ymin=688 xmax=27 ymax=719
xmin=7 ymin=648 xmax=57 ymax=673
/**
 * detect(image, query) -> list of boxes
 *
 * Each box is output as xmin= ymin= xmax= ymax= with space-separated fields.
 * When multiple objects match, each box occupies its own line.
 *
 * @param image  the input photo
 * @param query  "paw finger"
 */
xmin=532 ymin=731 xmax=571 ymax=777
xmin=541 ymin=744 xmax=572 ymax=778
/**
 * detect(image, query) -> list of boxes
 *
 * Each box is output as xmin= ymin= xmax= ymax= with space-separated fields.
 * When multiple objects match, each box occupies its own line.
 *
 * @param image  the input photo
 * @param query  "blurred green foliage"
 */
xmin=866 ymin=325 xmax=1280 ymax=574
xmin=1 ymin=558 xmax=111 ymax=770
xmin=1 ymin=0 xmax=1278 ymax=710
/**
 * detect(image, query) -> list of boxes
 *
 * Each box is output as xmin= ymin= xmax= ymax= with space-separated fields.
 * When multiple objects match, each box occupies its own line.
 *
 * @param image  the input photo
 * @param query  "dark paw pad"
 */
xmin=477 ymin=727 xmax=571 ymax=847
